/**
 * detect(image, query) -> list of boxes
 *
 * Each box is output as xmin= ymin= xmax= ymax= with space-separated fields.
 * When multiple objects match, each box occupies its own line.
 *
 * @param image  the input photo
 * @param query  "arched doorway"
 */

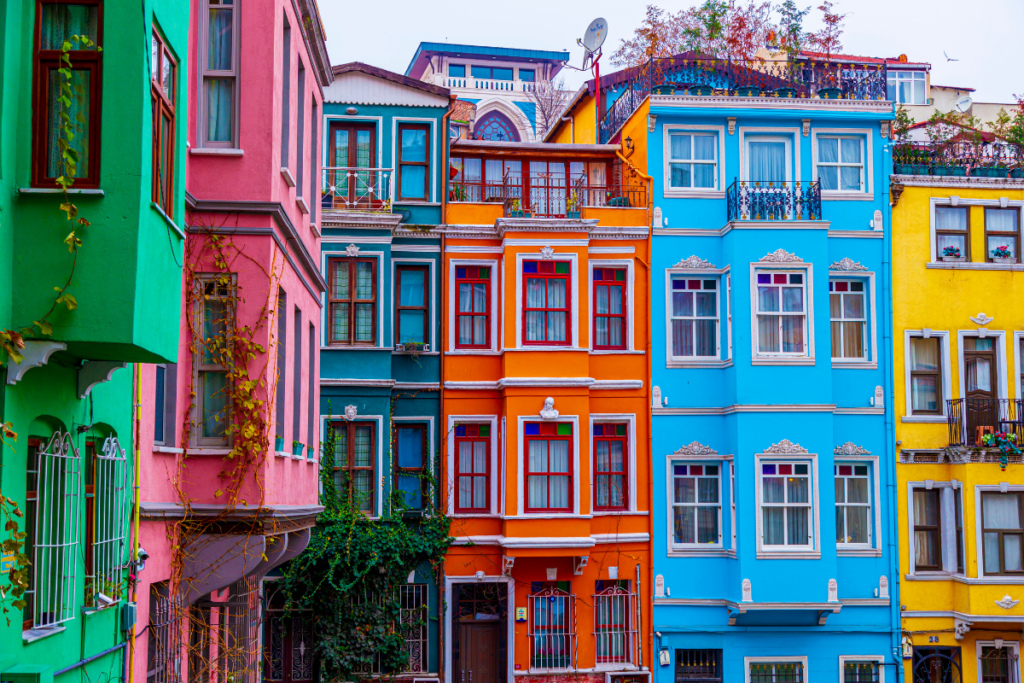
xmin=473 ymin=110 xmax=521 ymax=142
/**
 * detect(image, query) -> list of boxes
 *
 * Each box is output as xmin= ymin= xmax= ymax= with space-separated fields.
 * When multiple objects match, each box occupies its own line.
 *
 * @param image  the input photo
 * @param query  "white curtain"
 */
xmin=967 ymin=358 xmax=992 ymax=393
xmin=749 ymin=141 xmax=787 ymax=183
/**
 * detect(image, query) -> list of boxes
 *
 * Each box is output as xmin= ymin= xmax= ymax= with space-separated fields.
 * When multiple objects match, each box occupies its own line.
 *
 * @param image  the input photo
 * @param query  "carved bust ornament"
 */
xmin=539 ymin=397 xmax=559 ymax=419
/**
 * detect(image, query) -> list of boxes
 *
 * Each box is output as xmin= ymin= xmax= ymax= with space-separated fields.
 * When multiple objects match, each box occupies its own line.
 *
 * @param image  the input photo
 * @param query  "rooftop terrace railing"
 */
xmin=893 ymin=141 xmax=1024 ymax=178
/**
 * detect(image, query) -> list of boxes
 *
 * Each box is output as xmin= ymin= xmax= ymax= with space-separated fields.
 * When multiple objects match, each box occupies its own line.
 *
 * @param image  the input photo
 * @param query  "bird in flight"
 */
xmin=944 ymin=51 xmax=959 ymax=62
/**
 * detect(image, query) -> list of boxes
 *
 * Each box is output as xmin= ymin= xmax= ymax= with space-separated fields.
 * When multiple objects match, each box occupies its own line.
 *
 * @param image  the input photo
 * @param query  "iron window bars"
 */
xmin=675 ymin=649 xmax=723 ymax=683
xmin=528 ymin=585 xmax=577 ymax=670
xmin=749 ymin=661 xmax=805 ymax=683
xmin=147 ymin=581 xmax=183 ymax=683
xmin=593 ymin=582 xmax=637 ymax=665
xmin=86 ymin=435 xmax=132 ymax=608
xmin=362 ymin=584 xmax=429 ymax=674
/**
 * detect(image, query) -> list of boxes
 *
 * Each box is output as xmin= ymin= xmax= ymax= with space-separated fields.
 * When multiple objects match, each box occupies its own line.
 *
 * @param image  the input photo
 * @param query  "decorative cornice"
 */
xmin=830 ymin=257 xmax=869 ymax=271
xmin=893 ymin=174 xmax=1024 ymax=190
xmin=834 ymin=442 xmax=871 ymax=455
xmin=763 ymin=439 xmax=809 ymax=454
xmin=759 ymin=248 xmax=803 ymax=263
xmin=673 ymin=255 xmax=716 ymax=269
xmin=494 ymin=217 xmax=600 ymax=235
xmin=651 ymin=93 xmax=892 ymax=113
xmin=321 ymin=210 xmax=403 ymax=229
xmin=675 ymin=441 xmax=718 ymax=456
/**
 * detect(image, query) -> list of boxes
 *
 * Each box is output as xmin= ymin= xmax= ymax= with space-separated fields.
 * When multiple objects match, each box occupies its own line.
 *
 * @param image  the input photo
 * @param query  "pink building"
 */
xmin=133 ymin=1 xmax=330 ymax=681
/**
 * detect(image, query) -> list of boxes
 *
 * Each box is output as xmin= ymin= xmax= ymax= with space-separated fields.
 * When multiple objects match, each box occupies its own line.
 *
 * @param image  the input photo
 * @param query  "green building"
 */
xmin=0 ymin=0 xmax=187 ymax=680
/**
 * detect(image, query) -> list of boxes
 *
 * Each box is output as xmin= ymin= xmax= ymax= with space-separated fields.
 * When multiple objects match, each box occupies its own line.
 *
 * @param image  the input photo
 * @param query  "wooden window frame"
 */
xmin=331 ymin=421 xmax=376 ymax=514
xmin=593 ymin=424 xmax=628 ymax=511
xmin=394 ymin=424 xmax=428 ymax=511
xmin=935 ymin=206 xmax=970 ymax=261
xmin=522 ymin=260 xmax=572 ymax=346
xmin=593 ymin=268 xmax=627 ymax=351
xmin=981 ymin=491 xmax=1024 ymax=576
xmin=984 ymin=208 xmax=1022 ymax=263
xmin=454 ymin=424 xmax=489 ymax=514
xmin=327 ymin=257 xmax=376 ymax=346
xmin=909 ymin=336 xmax=943 ymax=416
xmin=397 ymin=123 xmax=431 ymax=202
xmin=32 ymin=0 xmax=104 ymax=188
xmin=197 ymin=0 xmax=238 ymax=148
xmin=454 ymin=265 xmax=490 ymax=350
xmin=395 ymin=264 xmax=429 ymax=347
xmin=524 ymin=424 xmax=573 ymax=513
xmin=151 ymin=26 xmax=176 ymax=217
xmin=913 ymin=488 xmax=942 ymax=571
xmin=193 ymin=274 xmax=233 ymax=447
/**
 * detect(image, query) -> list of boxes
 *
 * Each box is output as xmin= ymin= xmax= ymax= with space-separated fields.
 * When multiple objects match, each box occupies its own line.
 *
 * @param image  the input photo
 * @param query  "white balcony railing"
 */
xmin=436 ymin=75 xmax=537 ymax=92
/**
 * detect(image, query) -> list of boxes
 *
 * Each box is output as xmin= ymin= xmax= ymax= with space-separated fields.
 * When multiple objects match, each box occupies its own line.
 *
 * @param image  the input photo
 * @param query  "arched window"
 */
xmin=473 ymin=110 xmax=520 ymax=142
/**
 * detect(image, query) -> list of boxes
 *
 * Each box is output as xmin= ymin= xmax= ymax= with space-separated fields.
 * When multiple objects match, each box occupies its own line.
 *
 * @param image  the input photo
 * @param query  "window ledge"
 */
xmin=592 ymin=511 xmax=649 ymax=517
xmin=310 ymin=222 xmax=321 ymax=237
xmin=190 ymin=148 xmax=244 ymax=156
xmin=19 ymin=187 xmax=103 ymax=196
xmin=821 ymin=192 xmax=873 ymax=201
xmin=395 ymin=200 xmax=441 ymax=206
xmin=296 ymin=196 xmax=310 ymax=214
xmin=187 ymin=448 xmax=234 ymax=456
xmin=151 ymin=201 xmax=185 ymax=238
xmin=23 ymin=625 xmax=66 ymax=643
xmin=668 ymin=548 xmax=732 ymax=557
xmin=82 ymin=600 xmax=121 ymax=616
xmin=275 ymin=450 xmax=290 ymax=458
xmin=837 ymin=547 xmax=882 ymax=557
xmin=281 ymin=167 xmax=295 ymax=187
xmin=927 ymin=261 xmax=1024 ymax=272
xmin=756 ymin=551 xmax=821 ymax=560
xmin=153 ymin=445 xmax=183 ymax=454
xmin=663 ymin=190 xmax=725 ymax=199
xmin=590 ymin=349 xmax=644 ymax=355
xmin=832 ymin=361 xmax=877 ymax=369
xmin=751 ymin=357 xmax=815 ymax=366
xmin=901 ymin=415 xmax=947 ymax=423
xmin=446 ymin=350 xmax=502 ymax=356
xmin=451 ymin=513 xmax=502 ymax=519
xmin=667 ymin=359 xmax=733 ymax=368
xmin=505 ymin=347 xmax=587 ymax=352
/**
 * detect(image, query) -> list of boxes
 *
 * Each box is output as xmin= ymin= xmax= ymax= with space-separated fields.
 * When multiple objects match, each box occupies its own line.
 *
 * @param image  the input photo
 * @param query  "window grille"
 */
xmin=981 ymin=647 xmax=1018 ymax=683
xmin=594 ymin=582 xmax=636 ymax=665
xmin=30 ymin=430 xmax=81 ymax=629
xmin=750 ymin=662 xmax=805 ymax=683
xmin=528 ymin=585 xmax=576 ymax=670
xmin=191 ymin=575 xmax=262 ymax=683
xmin=365 ymin=584 xmax=429 ymax=674
xmin=844 ymin=661 xmax=880 ymax=683
xmin=264 ymin=612 xmax=314 ymax=682
xmin=87 ymin=435 xmax=131 ymax=607
xmin=147 ymin=581 xmax=182 ymax=683
xmin=676 ymin=649 xmax=723 ymax=683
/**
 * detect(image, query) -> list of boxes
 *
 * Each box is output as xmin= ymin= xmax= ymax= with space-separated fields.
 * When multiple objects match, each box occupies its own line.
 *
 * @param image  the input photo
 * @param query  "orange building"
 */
xmin=441 ymin=139 xmax=653 ymax=683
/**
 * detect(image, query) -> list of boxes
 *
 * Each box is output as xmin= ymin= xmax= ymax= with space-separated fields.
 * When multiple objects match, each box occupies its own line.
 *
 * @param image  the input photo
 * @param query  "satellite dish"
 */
xmin=955 ymin=95 xmax=973 ymax=113
xmin=582 ymin=17 xmax=608 ymax=54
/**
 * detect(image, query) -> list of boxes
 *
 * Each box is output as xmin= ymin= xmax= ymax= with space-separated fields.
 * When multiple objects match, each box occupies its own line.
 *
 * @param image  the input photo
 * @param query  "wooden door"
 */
xmin=459 ymin=622 xmax=499 ymax=683
xmin=264 ymin=614 xmax=314 ymax=683
xmin=327 ymin=123 xmax=377 ymax=209
xmin=965 ymin=337 xmax=998 ymax=443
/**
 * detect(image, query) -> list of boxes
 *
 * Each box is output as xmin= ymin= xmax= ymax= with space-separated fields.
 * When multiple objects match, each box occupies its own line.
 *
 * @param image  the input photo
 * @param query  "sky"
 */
xmin=317 ymin=0 xmax=1022 ymax=105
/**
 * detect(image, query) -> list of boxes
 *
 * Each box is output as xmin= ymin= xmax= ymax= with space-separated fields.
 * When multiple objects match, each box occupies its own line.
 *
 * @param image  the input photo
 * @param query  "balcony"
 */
xmin=726 ymin=180 xmax=821 ymax=222
xmin=433 ymin=74 xmax=537 ymax=92
xmin=449 ymin=177 xmax=647 ymax=219
xmin=947 ymin=398 xmax=1024 ymax=448
xmin=321 ymin=167 xmax=393 ymax=213
xmin=893 ymin=141 xmax=1024 ymax=178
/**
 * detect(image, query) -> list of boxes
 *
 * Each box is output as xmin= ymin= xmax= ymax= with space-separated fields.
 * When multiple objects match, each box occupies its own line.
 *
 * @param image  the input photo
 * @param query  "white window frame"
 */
xmin=834 ymin=458 xmax=881 ymax=555
xmin=197 ymin=0 xmax=239 ymax=149
xmin=667 ymin=273 xmax=721 ymax=363
xmin=588 ymin=259 xmax=636 ymax=353
xmin=1015 ymin=331 xmax=1024 ymax=398
xmin=829 ymin=275 xmax=875 ymax=366
xmin=905 ymin=480 xmax=964 ymax=576
xmin=974 ymin=484 xmax=1024 ymax=580
xmin=888 ymin=70 xmax=927 ymax=105
xmin=87 ymin=435 xmax=131 ymax=609
xmin=667 ymin=131 xmax=719 ymax=191
xmin=975 ymin=640 xmax=1022 ymax=683
xmin=390 ymin=258 xmax=436 ymax=353
xmin=755 ymin=451 xmax=819 ymax=559
xmin=515 ymin=415 xmax=581 ymax=518
xmin=750 ymin=264 xmax=814 ymax=363
xmin=446 ymin=414 xmax=500 ymax=516
xmin=744 ymin=657 xmax=808 ymax=683
xmin=740 ymin=131 xmax=796 ymax=183
xmin=668 ymin=459 xmax=724 ymax=551
xmin=662 ymin=124 xmax=726 ymax=199
xmin=664 ymin=265 xmax=730 ymax=368
xmin=928 ymin=198 xmax=1024 ymax=263
xmin=902 ymin=330 xmax=953 ymax=422
xmin=589 ymin=414 xmax=638 ymax=515
xmin=839 ymin=656 xmax=885 ymax=683
xmin=514 ymin=249 xmax=580 ymax=350
xmin=447 ymin=257 xmax=500 ymax=354
xmin=812 ymin=130 xmax=873 ymax=199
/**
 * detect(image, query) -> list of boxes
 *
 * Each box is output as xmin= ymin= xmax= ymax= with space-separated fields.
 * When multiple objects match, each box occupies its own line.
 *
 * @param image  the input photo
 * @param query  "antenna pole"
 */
xmin=593 ymin=51 xmax=602 ymax=144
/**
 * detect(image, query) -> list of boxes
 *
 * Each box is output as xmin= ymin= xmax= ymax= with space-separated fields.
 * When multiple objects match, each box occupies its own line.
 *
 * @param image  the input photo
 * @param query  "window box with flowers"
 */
xmin=981 ymin=432 xmax=1021 ymax=471
xmin=992 ymin=245 xmax=1017 ymax=265
xmin=940 ymin=245 xmax=965 ymax=262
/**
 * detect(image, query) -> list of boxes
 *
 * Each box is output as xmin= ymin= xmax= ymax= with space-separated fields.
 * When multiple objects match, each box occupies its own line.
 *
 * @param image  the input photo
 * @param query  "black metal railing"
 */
xmin=501 ymin=181 xmax=648 ymax=218
xmin=598 ymin=55 xmax=888 ymax=143
xmin=893 ymin=141 xmax=1024 ymax=178
xmin=947 ymin=398 xmax=1024 ymax=447
xmin=726 ymin=179 xmax=821 ymax=221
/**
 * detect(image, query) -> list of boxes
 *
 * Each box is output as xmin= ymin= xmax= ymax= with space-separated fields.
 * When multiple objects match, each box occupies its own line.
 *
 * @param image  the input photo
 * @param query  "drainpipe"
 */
xmin=561 ymin=116 xmax=574 ymax=144
xmin=439 ymin=94 xmax=455 ymax=683
xmin=127 ymin=363 xmax=142 ymax=683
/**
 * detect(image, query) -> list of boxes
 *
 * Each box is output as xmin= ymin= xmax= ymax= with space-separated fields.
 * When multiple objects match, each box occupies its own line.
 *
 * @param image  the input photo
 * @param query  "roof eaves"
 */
xmin=332 ymin=62 xmax=451 ymax=99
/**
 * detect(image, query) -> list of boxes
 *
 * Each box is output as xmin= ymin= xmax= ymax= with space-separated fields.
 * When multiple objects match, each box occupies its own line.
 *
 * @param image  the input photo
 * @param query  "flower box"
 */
xmin=688 ymin=85 xmax=713 ymax=96
xmin=275 ymin=435 xmax=285 ymax=452
xmin=993 ymin=256 xmax=1017 ymax=265
xmin=736 ymin=85 xmax=761 ymax=97
xmin=1012 ymin=168 xmax=1024 ymax=179
xmin=510 ymin=210 xmax=532 ymax=218
xmin=940 ymin=255 xmax=965 ymax=262
xmin=817 ymin=87 xmax=843 ymax=99
xmin=396 ymin=342 xmax=429 ymax=353
xmin=774 ymin=87 xmax=799 ymax=98
xmin=566 ymin=210 xmax=581 ymax=219
xmin=993 ymin=167 xmax=1010 ymax=178
xmin=653 ymin=84 xmax=676 ymax=95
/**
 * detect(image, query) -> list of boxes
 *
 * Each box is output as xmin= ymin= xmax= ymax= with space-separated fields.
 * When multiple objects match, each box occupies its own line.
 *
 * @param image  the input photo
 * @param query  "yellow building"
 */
xmin=893 ymin=172 xmax=1024 ymax=683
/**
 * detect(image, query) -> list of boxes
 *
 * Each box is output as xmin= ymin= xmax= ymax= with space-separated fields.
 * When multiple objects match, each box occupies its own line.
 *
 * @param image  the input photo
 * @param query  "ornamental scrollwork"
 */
xmin=673 ymin=255 xmax=715 ymax=269
xmin=829 ymin=257 xmax=868 ymax=271
xmin=674 ymin=441 xmax=718 ymax=455
xmin=759 ymin=248 xmax=803 ymax=263
xmin=763 ymin=439 xmax=808 ymax=454
xmin=834 ymin=441 xmax=870 ymax=455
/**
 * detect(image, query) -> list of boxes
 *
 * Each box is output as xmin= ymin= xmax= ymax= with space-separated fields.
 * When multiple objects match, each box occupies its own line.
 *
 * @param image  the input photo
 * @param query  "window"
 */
xmin=672 ymin=463 xmax=721 ymax=547
xmin=913 ymin=489 xmax=942 ymax=571
xmin=296 ymin=65 xmax=306 ymax=202
xmin=749 ymin=662 xmax=804 ymax=683
xmin=195 ymin=275 xmax=233 ymax=446
xmin=668 ymin=133 xmax=717 ymax=189
xmin=23 ymin=437 xmax=42 ymax=630
xmin=982 ymin=491 xmax=1024 ymax=575
xmin=817 ymin=136 xmax=863 ymax=192
xmin=519 ymin=69 xmax=536 ymax=82
xmin=395 ymin=425 xmax=427 ymax=510
xmin=525 ymin=422 xmax=572 ymax=512
xmin=835 ymin=463 xmax=871 ymax=546
xmin=331 ymin=422 xmax=375 ymax=513
xmin=980 ymin=646 xmax=1013 ymax=683
xmin=328 ymin=258 xmax=375 ymax=345
xmin=147 ymin=583 xmax=178 ymax=683
xmin=397 ymin=124 xmax=430 ymax=201
xmin=830 ymin=280 xmax=866 ymax=360
xmin=448 ymin=63 xmax=466 ymax=78
xmin=309 ymin=99 xmax=318 ymax=223
xmin=985 ymin=208 xmax=1020 ymax=262
xmin=936 ymin=206 xmax=969 ymax=260
xmin=955 ymin=488 xmax=965 ymax=573
xmin=33 ymin=1 xmax=102 ymax=188
xmin=199 ymin=0 xmax=237 ymax=147
xmin=843 ymin=661 xmax=879 ymax=683
xmin=760 ymin=462 xmax=812 ymax=549
xmin=528 ymin=583 xmax=575 ymax=669
xmin=395 ymin=265 xmax=428 ymax=347
xmin=455 ymin=265 xmax=490 ymax=349
xmin=275 ymin=289 xmax=286 ymax=445
xmin=746 ymin=137 xmax=790 ymax=183
xmin=86 ymin=435 xmax=130 ymax=608
xmin=471 ymin=65 xmax=513 ymax=81
xmin=887 ymin=71 xmax=926 ymax=104
xmin=151 ymin=28 xmax=177 ymax=216
xmin=593 ymin=580 xmax=635 ymax=665
xmin=292 ymin=307 xmax=302 ymax=449
xmin=756 ymin=272 xmax=806 ymax=356
xmin=594 ymin=268 xmax=626 ymax=350
xmin=594 ymin=424 xmax=628 ymax=511
xmin=676 ymin=650 xmax=722 ymax=683
xmin=909 ymin=337 xmax=942 ymax=414
xmin=524 ymin=260 xmax=571 ymax=345
xmin=455 ymin=423 xmax=490 ymax=513
xmin=397 ymin=585 xmax=428 ymax=673
xmin=671 ymin=278 xmax=718 ymax=359
xmin=307 ymin=322 xmax=316 ymax=457
xmin=912 ymin=648 xmax=961 ymax=683
xmin=154 ymin=363 xmax=177 ymax=446
xmin=280 ymin=17 xmax=291 ymax=169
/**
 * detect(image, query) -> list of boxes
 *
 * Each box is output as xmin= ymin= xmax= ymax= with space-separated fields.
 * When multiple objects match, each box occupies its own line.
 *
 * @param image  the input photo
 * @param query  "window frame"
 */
xmin=592 ymin=423 xmax=629 ymax=512
xmin=834 ymin=462 xmax=873 ymax=549
xmin=153 ymin=362 xmax=177 ymax=446
xmin=912 ymin=488 xmax=943 ymax=572
xmin=454 ymin=264 xmax=491 ymax=350
xmin=814 ymin=132 xmax=868 ymax=195
xmin=676 ymin=649 xmax=724 ymax=683
xmin=744 ymin=658 xmax=807 ymax=683
xmin=887 ymin=70 xmax=926 ymax=105
xmin=829 ymin=279 xmax=868 ymax=361
xmin=397 ymin=122 xmax=431 ymax=202
xmin=908 ymin=335 xmax=944 ymax=416
xmin=839 ymin=656 xmax=884 ymax=683
xmin=393 ymin=423 xmax=428 ymax=512
xmin=935 ymin=205 xmax=971 ymax=261
xmin=150 ymin=26 xmax=177 ymax=217
xmin=395 ymin=264 xmax=430 ymax=348
xmin=521 ymin=259 xmax=572 ymax=347
xmin=758 ymin=460 xmax=814 ymax=552
xmin=667 ymin=131 xmax=719 ymax=191
xmin=197 ymin=0 xmax=239 ymax=149
xmin=32 ymin=0 xmax=104 ymax=188
xmin=523 ymin=422 xmax=574 ymax=514
xmin=980 ymin=491 xmax=1024 ymax=576
xmin=592 ymin=266 xmax=628 ymax=351
xmin=327 ymin=256 xmax=377 ymax=346
xmin=454 ymin=423 xmax=490 ymax=514
xmin=670 ymin=461 xmax=724 ymax=550
xmin=984 ymin=207 xmax=1022 ymax=263
xmin=975 ymin=641 xmax=1021 ymax=683
xmin=663 ymin=125 xmax=725 ymax=198
xmin=669 ymin=275 xmax=720 ymax=361
xmin=193 ymin=274 xmax=234 ymax=448
xmin=753 ymin=268 xmax=810 ymax=360
xmin=743 ymin=134 xmax=793 ymax=184
xmin=331 ymin=420 xmax=377 ymax=515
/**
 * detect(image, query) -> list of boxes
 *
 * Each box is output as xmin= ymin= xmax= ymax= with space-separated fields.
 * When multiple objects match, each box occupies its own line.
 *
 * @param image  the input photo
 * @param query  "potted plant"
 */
xmin=982 ymin=431 xmax=1020 ymax=470
xmin=275 ymin=434 xmax=285 ymax=452
xmin=1011 ymin=166 xmax=1024 ymax=179
xmin=774 ymin=87 xmax=799 ymax=98
xmin=566 ymin=190 xmax=581 ymax=219
xmin=817 ymin=86 xmax=843 ymax=99
xmin=736 ymin=85 xmax=761 ymax=97
xmin=688 ymin=84 xmax=713 ymax=96
xmin=653 ymin=83 xmax=676 ymax=95
xmin=940 ymin=245 xmax=965 ymax=262
xmin=992 ymin=245 xmax=1016 ymax=264
xmin=509 ymin=198 xmax=531 ymax=218
xmin=292 ymin=440 xmax=305 ymax=457
xmin=993 ymin=162 xmax=1010 ymax=178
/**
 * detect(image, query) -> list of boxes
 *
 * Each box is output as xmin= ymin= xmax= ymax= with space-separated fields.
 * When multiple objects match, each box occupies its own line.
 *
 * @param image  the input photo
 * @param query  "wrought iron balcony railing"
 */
xmin=449 ymin=172 xmax=647 ymax=218
xmin=947 ymin=398 xmax=1024 ymax=448
xmin=726 ymin=179 xmax=821 ymax=222
xmin=321 ymin=167 xmax=393 ymax=212
xmin=893 ymin=141 xmax=1024 ymax=178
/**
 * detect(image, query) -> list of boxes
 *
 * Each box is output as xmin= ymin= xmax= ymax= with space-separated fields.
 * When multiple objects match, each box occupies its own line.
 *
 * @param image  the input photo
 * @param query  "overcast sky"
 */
xmin=319 ymin=0 xmax=1021 ymax=105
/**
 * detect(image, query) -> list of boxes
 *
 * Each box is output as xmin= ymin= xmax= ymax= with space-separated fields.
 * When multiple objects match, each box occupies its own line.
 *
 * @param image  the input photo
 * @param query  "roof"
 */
xmin=931 ymin=84 xmax=976 ymax=92
xmin=907 ymin=120 xmax=1000 ymax=143
xmin=451 ymin=99 xmax=477 ymax=123
xmin=331 ymin=62 xmax=451 ymax=99
xmin=406 ymin=42 xmax=570 ymax=80
xmin=798 ymin=50 xmax=929 ymax=68
xmin=294 ymin=0 xmax=332 ymax=88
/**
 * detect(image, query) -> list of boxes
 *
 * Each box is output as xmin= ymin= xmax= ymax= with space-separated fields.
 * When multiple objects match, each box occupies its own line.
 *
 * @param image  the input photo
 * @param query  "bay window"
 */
xmin=525 ymin=422 xmax=572 ymax=513
xmin=756 ymin=272 xmax=806 ymax=356
xmin=830 ymin=280 xmax=866 ymax=360
xmin=194 ymin=275 xmax=233 ymax=446
xmin=671 ymin=278 xmax=718 ymax=359
xmin=151 ymin=28 xmax=177 ymax=216
xmin=593 ymin=268 xmax=626 ymax=350
xmin=672 ymin=463 xmax=721 ymax=548
xmin=199 ymin=0 xmax=238 ymax=147
xmin=455 ymin=423 xmax=489 ymax=513
xmin=760 ymin=462 xmax=812 ymax=550
xmin=455 ymin=265 xmax=489 ymax=349
xmin=328 ymin=258 xmax=375 ymax=345
xmin=593 ymin=424 xmax=627 ymax=511
xmin=524 ymin=260 xmax=570 ymax=345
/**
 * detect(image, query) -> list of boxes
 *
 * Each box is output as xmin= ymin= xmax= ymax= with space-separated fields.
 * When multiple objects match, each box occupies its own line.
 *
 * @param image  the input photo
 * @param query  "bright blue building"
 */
xmin=617 ymin=57 xmax=899 ymax=683
xmin=318 ymin=62 xmax=450 ymax=677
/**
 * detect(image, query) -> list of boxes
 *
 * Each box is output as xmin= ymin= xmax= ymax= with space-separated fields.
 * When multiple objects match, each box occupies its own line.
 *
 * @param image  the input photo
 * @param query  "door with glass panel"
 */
xmin=965 ymin=337 xmax=998 ymax=444
xmin=327 ymin=123 xmax=378 ymax=209
xmin=745 ymin=137 xmax=791 ymax=220
xmin=529 ymin=161 xmax=566 ymax=217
